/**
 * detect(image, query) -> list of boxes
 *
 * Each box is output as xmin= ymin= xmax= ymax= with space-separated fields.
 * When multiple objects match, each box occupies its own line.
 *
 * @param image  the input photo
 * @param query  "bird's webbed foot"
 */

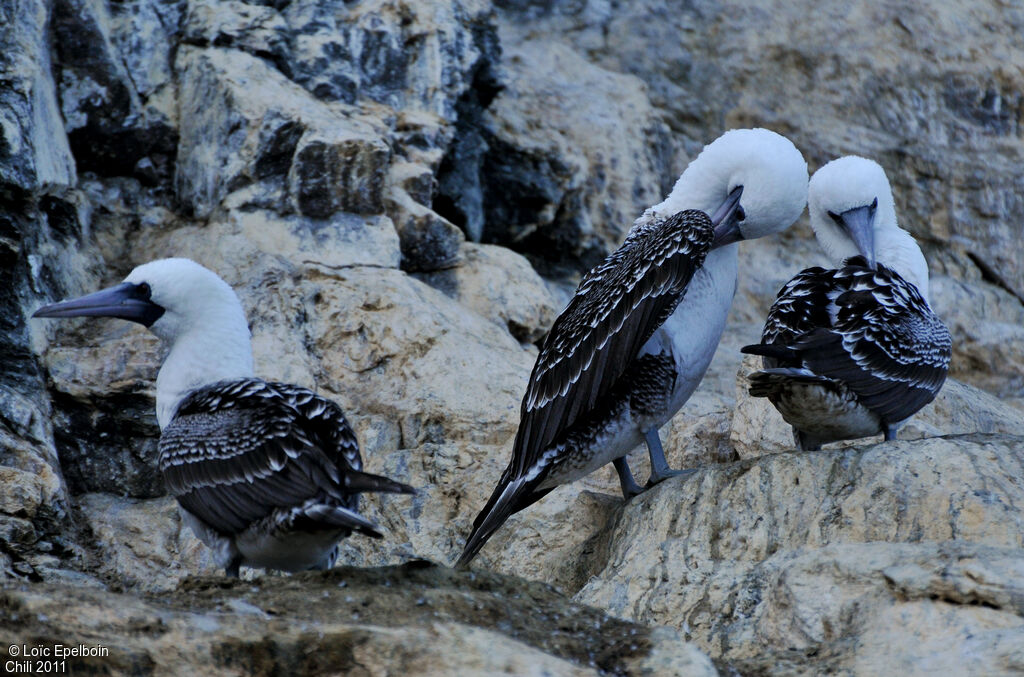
xmin=643 ymin=428 xmax=696 ymax=487
xmin=646 ymin=466 xmax=698 ymax=488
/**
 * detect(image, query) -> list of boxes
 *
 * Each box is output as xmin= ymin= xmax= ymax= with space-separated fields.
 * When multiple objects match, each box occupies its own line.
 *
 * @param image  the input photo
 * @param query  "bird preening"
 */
xmin=456 ymin=128 xmax=810 ymax=568
xmin=741 ymin=156 xmax=950 ymax=451
xmin=33 ymin=258 xmax=415 ymax=577
xmin=31 ymin=138 xmax=951 ymax=579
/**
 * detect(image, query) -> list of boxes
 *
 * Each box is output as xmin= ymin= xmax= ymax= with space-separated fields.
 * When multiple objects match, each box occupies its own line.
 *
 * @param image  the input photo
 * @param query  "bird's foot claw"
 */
xmin=646 ymin=467 xmax=697 ymax=488
xmin=622 ymin=485 xmax=644 ymax=500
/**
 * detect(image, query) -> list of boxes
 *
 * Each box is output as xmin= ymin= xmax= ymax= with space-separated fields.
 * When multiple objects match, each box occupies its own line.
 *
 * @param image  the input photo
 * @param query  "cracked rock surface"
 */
xmin=2 ymin=0 xmax=1023 ymax=674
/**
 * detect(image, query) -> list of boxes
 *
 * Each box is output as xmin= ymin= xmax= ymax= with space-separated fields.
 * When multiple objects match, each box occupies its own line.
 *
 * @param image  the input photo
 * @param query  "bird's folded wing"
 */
xmin=759 ymin=266 xmax=834 ymax=349
xmin=159 ymin=379 xmax=356 ymax=534
xmin=792 ymin=266 xmax=952 ymax=424
xmin=511 ymin=210 xmax=714 ymax=478
xmin=265 ymin=381 xmax=364 ymax=474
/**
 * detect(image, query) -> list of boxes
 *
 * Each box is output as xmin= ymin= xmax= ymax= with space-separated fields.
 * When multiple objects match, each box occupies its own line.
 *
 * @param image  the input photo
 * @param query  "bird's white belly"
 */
xmin=774 ymin=382 xmax=882 ymax=441
xmin=180 ymin=506 xmax=341 ymax=572
xmin=641 ymin=246 xmax=737 ymax=429
xmin=235 ymin=526 xmax=342 ymax=572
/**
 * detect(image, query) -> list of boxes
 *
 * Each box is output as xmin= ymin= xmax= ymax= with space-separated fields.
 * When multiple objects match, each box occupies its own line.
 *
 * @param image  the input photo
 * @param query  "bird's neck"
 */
xmin=155 ymin=321 xmax=255 ymax=429
xmin=631 ymin=169 xmax=725 ymax=232
xmin=877 ymin=226 xmax=931 ymax=302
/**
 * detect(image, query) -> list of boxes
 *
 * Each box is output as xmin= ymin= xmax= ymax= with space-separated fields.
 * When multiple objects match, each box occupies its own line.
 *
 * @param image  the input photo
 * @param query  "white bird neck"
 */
xmin=154 ymin=313 xmax=255 ymax=429
xmin=634 ymin=168 xmax=724 ymax=231
xmin=877 ymin=226 xmax=931 ymax=303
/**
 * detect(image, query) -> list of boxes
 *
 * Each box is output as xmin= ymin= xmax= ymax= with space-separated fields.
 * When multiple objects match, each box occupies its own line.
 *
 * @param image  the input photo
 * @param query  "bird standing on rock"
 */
xmin=742 ymin=156 xmax=951 ymax=450
xmin=34 ymin=258 xmax=414 ymax=576
xmin=457 ymin=128 xmax=809 ymax=568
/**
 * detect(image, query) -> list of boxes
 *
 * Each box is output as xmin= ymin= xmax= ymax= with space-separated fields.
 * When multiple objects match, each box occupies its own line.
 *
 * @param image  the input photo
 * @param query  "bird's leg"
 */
xmin=225 ymin=557 xmax=242 ymax=578
xmin=883 ymin=423 xmax=901 ymax=442
xmin=613 ymin=457 xmax=644 ymax=499
xmin=794 ymin=428 xmax=822 ymax=452
xmin=644 ymin=428 xmax=695 ymax=486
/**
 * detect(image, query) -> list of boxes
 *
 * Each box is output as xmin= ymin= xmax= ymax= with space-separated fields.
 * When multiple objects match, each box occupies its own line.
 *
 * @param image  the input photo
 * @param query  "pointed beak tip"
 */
xmin=27 ymin=283 xmax=164 ymax=326
xmin=31 ymin=304 xmax=68 ymax=320
xmin=710 ymin=185 xmax=746 ymax=248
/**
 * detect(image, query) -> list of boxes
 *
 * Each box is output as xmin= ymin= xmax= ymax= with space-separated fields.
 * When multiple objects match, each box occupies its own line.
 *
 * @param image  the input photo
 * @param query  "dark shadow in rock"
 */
xmin=51 ymin=390 xmax=163 ymax=499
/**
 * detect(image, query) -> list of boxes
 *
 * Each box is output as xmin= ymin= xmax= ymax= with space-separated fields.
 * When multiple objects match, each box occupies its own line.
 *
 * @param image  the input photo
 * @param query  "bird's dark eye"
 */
xmin=136 ymin=282 xmax=152 ymax=298
xmin=828 ymin=210 xmax=843 ymax=225
xmin=735 ymin=206 xmax=746 ymax=222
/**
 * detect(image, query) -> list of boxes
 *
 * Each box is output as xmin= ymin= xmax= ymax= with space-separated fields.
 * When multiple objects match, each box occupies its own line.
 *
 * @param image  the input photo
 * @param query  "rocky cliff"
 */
xmin=2 ymin=0 xmax=1022 ymax=675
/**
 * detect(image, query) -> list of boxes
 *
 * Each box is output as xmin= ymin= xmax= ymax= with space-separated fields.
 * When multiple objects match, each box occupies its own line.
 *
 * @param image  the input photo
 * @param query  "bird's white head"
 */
xmin=34 ymin=258 xmax=255 ymax=428
xmin=808 ymin=156 xmax=930 ymax=300
xmin=638 ymin=128 xmax=809 ymax=247
xmin=122 ymin=258 xmax=248 ymax=345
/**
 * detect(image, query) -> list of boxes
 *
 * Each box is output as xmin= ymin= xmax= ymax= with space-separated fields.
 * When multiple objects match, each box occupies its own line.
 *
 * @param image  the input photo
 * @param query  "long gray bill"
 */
xmin=710 ymin=185 xmax=745 ymax=248
xmin=838 ymin=202 xmax=877 ymax=268
xmin=32 ymin=282 xmax=165 ymax=327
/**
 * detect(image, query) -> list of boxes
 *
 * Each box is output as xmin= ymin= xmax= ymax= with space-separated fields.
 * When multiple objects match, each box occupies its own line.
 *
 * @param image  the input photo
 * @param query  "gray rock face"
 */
xmin=52 ymin=0 xmax=180 ymax=180
xmin=497 ymin=0 xmax=1024 ymax=294
xmin=387 ymin=161 xmax=465 ymax=272
xmin=1 ymin=0 xmax=76 ymax=194
xmin=462 ymin=34 xmax=679 ymax=274
xmin=3 ymin=0 xmax=1023 ymax=673
xmin=174 ymin=46 xmax=393 ymax=219
xmin=0 ymin=0 xmax=94 ymax=581
xmin=283 ymin=0 xmax=496 ymax=115
xmin=169 ymin=1 xmax=503 ymax=273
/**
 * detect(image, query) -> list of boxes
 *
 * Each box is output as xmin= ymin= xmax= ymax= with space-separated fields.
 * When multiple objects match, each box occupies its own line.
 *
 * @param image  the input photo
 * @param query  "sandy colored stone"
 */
xmin=0 ymin=467 xmax=50 ymax=519
xmin=576 ymin=435 xmax=1024 ymax=673
xmin=416 ymin=241 xmax=561 ymax=344
xmin=307 ymin=266 xmax=533 ymax=445
xmin=75 ymin=493 xmax=218 ymax=591
xmin=0 ymin=393 xmax=66 ymax=538
xmin=929 ymin=274 xmax=1024 ymax=398
xmin=385 ymin=172 xmax=465 ymax=272
xmin=0 ymin=563 xmax=716 ymax=677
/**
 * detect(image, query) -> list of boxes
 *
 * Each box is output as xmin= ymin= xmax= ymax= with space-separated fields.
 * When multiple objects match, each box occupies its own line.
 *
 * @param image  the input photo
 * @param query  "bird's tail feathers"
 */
xmin=748 ymin=367 xmax=832 ymax=398
xmin=344 ymin=469 xmax=416 ymax=496
xmin=300 ymin=503 xmax=383 ymax=539
xmin=740 ymin=343 xmax=798 ymax=360
xmin=456 ymin=475 xmax=547 ymax=570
